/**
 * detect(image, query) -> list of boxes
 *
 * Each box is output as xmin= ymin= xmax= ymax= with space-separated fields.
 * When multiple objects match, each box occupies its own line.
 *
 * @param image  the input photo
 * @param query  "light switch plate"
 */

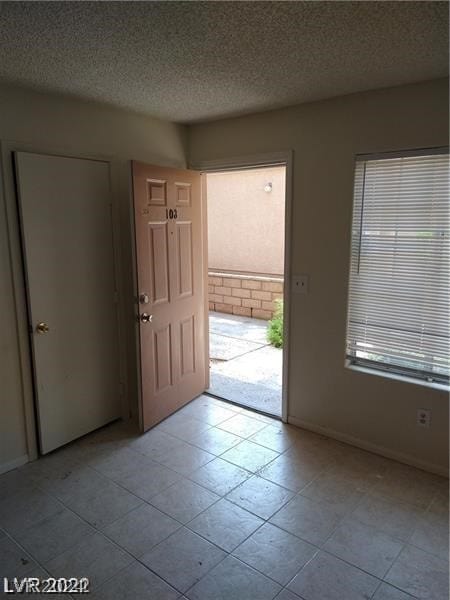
xmin=292 ymin=274 xmax=309 ymax=294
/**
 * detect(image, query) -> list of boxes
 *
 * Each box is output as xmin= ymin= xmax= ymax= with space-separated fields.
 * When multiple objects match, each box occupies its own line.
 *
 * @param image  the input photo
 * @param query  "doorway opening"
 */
xmin=206 ymin=165 xmax=287 ymax=417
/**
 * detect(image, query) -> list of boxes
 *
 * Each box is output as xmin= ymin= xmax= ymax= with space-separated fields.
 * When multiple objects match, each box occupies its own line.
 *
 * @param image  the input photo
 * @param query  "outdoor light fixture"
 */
xmin=264 ymin=182 xmax=272 ymax=192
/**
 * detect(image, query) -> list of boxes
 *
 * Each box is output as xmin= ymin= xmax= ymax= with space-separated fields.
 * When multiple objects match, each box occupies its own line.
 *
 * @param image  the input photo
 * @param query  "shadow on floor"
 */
xmin=208 ymin=312 xmax=282 ymax=416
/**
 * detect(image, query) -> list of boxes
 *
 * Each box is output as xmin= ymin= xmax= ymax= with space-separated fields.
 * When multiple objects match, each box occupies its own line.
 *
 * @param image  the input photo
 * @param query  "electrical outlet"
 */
xmin=417 ymin=408 xmax=431 ymax=428
xmin=292 ymin=274 xmax=309 ymax=294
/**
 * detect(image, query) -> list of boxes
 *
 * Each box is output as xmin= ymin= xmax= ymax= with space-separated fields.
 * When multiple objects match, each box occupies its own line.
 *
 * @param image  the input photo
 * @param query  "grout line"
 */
xmin=2 ymin=416 xmax=446 ymax=600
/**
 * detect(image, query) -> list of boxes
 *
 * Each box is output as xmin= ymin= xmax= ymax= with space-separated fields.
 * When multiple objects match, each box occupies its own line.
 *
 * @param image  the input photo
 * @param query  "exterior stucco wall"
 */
xmin=207 ymin=167 xmax=285 ymax=276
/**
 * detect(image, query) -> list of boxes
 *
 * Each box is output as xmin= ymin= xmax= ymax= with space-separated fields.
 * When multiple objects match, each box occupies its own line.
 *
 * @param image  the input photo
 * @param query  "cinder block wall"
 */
xmin=208 ymin=271 xmax=283 ymax=320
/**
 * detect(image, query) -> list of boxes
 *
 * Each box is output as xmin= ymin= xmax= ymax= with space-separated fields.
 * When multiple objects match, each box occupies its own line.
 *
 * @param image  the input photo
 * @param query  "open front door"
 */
xmin=132 ymin=162 xmax=207 ymax=431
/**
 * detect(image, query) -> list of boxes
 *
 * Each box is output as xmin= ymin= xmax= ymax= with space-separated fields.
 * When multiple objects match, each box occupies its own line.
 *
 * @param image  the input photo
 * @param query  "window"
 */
xmin=346 ymin=149 xmax=449 ymax=385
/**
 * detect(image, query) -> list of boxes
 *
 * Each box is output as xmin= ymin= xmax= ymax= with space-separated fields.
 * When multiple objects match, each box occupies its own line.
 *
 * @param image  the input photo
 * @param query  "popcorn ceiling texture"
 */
xmin=0 ymin=1 xmax=447 ymax=123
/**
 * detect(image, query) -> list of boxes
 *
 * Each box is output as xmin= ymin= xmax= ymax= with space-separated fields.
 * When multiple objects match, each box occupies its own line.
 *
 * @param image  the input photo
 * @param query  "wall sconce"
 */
xmin=264 ymin=182 xmax=272 ymax=193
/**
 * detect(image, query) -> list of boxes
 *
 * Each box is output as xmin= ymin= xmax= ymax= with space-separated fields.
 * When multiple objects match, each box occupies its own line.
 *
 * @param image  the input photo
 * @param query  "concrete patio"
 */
xmin=208 ymin=312 xmax=282 ymax=416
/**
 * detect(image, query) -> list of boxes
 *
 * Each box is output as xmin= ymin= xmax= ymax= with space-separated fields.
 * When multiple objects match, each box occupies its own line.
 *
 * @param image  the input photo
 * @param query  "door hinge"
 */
xmin=119 ymin=381 xmax=125 ymax=397
xmin=113 ymin=291 xmax=119 ymax=303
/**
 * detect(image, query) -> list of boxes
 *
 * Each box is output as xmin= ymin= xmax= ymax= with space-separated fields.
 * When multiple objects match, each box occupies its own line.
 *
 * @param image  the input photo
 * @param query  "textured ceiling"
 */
xmin=0 ymin=1 xmax=447 ymax=123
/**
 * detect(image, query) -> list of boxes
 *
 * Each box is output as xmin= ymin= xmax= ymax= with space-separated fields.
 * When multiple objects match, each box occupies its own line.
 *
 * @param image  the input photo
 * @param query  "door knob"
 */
xmin=140 ymin=313 xmax=152 ymax=323
xmin=36 ymin=322 xmax=50 ymax=334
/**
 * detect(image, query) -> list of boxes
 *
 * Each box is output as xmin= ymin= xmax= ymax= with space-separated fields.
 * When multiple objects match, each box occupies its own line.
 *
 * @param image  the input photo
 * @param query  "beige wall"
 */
xmin=1 ymin=79 xmax=448 ymax=476
xmin=207 ymin=167 xmax=285 ymax=276
xmin=189 ymin=78 xmax=449 ymax=473
xmin=0 ymin=84 xmax=187 ymax=473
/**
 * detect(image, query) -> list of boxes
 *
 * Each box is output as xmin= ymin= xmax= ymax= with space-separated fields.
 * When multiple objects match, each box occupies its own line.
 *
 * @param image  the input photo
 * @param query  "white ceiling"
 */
xmin=0 ymin=2 xmax=447 ymax=124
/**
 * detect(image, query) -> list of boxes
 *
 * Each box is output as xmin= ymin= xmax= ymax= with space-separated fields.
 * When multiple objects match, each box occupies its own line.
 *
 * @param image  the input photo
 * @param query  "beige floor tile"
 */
xmin=36 ymin=465 xmax=109 ymax=504
xmin=14 ymin=507 xmax=94 ymax=563
xmin=428 ymin=490 xmax=449 ymax=519
xmin=259 ymin=453 xmax=325 ymax=492
xmin=274 ymin=590 xmax=302 ymax=600
xmin=409 ymin=511 xmax=449 ymax=559
xmin=188 ymin=498 xmax=263 ymax=552
xmin=45 ymin=532 xmax=133 ymax=591
xmin=141 ymin=527 xmax=226 ymax=593
xmin=149 ymin=479 xmax=219 ymax=523
xmin=372 ymin=582 xmax=417 ymax=600
xmin=226 ymin=475 xmax=293 ymax=520
xmin=103 ymin=503 xmax=181 ymax=557
xmin=299 ymin=471 xmax=366 ymax=515
xmin=207 ymin=397 xmax=242 ymax=412
xmin=188 ymin=457 xmax=252 ymax=496
xmin=324 ymin=447 xmax=389 ymax=491
xmin=179 ymin=394 xmax=218 ymax=412
xmin=249 ymin=425 xmax=300 ymax=453
xmin=182 ymin=403 xmax=238 ymax=426
xmin=371 ymin=463 xmax=442 ymax=508
xmin=217 ymin=414 xmax=269 ymax=438
xmin=186 ymin=555 xmax=281 ymax=600
xmin=128 ymin=429 xmax=184 ymax=462
xmin=19 ymin=449 xmax=81 ymax=485
xmin=238 ymin=408 xmax=278 ymax=424
xmin=157 ymin=414 xmax=211 ymax=442
xmin=351 ymin=493 xmax=423 ymax=541
xmin=62 ymin=477 xmax=142 ymax=529
xmin=287 ymin=551 xmax=379 ymax=600
xmin=200 ymin=405 xmax=242 ymax=425
xmin=0 ymin=469 xmax=35 ymax=502
xmin=153 ymin=441 xmax=215 ymax=475
xmin=189 ymin=427 xmax=243 ymax=456
xmin=233 ymin=522 xmax=317 ymax=586
xmin=0 ymin=487 xmax=63 ymax=536
xmin=282 ymin=432 xmax=329 ymax=458
xmin=87 ymin=446 xmax=153 ymax=480
xmin=114 ymin=460 xmax=181 ymax=501
xmin=3 ymin=405 xmax=445 ymax=600
xmin=221 ymin=440 xmax=279 ymax=472
xmin=269 ymin=494 xmax=343 ymax=546
xmin=0 ymin=535 xmax=38 ymax=578
xmin=385 ymin=544 xmax=449 ymax=600
xmin=323 ymin=518 xmax=404 ymax=578
xmin=89 ymin=561 xmax=179 ymax=600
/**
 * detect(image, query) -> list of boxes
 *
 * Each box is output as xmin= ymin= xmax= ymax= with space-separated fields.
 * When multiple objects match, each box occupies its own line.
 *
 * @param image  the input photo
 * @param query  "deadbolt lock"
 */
xmin=36 ymin=322 xmax=50 ymax=334
xmin=139 ymin=293 xmax=149 ymax=305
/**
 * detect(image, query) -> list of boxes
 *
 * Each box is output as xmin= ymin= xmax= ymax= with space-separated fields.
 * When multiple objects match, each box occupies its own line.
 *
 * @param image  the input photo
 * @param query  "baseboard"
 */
xmin=288 ymin=416 xmax=449 ymax=478
xmin=0 ymin=454 xmax=29 ymax=475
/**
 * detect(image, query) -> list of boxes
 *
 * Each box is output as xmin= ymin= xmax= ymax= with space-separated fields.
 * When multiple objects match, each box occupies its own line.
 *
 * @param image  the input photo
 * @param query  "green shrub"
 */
xmin=267 ymin=299 xmax=283 ymax=348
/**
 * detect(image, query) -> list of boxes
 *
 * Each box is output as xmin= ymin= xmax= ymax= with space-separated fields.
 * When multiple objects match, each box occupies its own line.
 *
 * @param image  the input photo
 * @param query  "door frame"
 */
xmin=1 ymin=140 xmax=128 ymax=464
xmin=190 ymin=151 xmax=293 ymax=423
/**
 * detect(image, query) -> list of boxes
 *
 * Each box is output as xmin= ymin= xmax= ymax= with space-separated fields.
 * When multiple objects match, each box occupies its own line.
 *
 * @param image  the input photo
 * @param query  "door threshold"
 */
xmin=204 ymin=391 xmax=281 ymax=421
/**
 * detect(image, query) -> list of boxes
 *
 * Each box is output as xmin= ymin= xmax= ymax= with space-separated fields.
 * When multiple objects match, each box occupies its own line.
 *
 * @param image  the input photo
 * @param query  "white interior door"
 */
xmin=15 ymin=152 xmax=120 ymax=454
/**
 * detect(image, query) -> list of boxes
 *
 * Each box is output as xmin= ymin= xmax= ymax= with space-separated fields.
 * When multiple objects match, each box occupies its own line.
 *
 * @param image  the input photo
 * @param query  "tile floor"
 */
xmin=0 ymin=394 xmax=448 ymax=600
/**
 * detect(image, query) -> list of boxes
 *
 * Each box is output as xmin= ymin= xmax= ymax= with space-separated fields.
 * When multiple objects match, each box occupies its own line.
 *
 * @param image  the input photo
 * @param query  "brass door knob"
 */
xmin=36 ymin=322 xmax=50 ymax=334
xmin=140 ymin=313 xmax=153 ymax=323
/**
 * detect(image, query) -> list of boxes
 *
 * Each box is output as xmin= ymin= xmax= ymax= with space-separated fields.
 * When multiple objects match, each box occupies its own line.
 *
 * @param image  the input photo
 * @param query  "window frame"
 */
xmin=345 ymin=146 xmax=449 ymax=388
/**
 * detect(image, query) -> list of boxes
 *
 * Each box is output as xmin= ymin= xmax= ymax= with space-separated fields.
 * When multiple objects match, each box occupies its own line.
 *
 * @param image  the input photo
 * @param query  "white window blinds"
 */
xmin=346 ymin=150 xmax=449 ymax=385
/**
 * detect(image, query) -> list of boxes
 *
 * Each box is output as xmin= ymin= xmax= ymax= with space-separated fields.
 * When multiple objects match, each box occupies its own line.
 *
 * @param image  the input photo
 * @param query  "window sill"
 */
xmin=345 ymin=361 xmax=450 ymax=393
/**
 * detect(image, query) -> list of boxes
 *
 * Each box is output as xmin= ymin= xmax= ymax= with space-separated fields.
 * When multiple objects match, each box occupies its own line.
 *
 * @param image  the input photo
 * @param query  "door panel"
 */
xmin=14 ymin=152 xmax=120 ymax=454
xmin=148 ymin=222 xmax=170 ymax=305
xmin=132 ymin=162 xmax=206 ymax=431
xmin=175 ymin=221 xmax=194 ymax=298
